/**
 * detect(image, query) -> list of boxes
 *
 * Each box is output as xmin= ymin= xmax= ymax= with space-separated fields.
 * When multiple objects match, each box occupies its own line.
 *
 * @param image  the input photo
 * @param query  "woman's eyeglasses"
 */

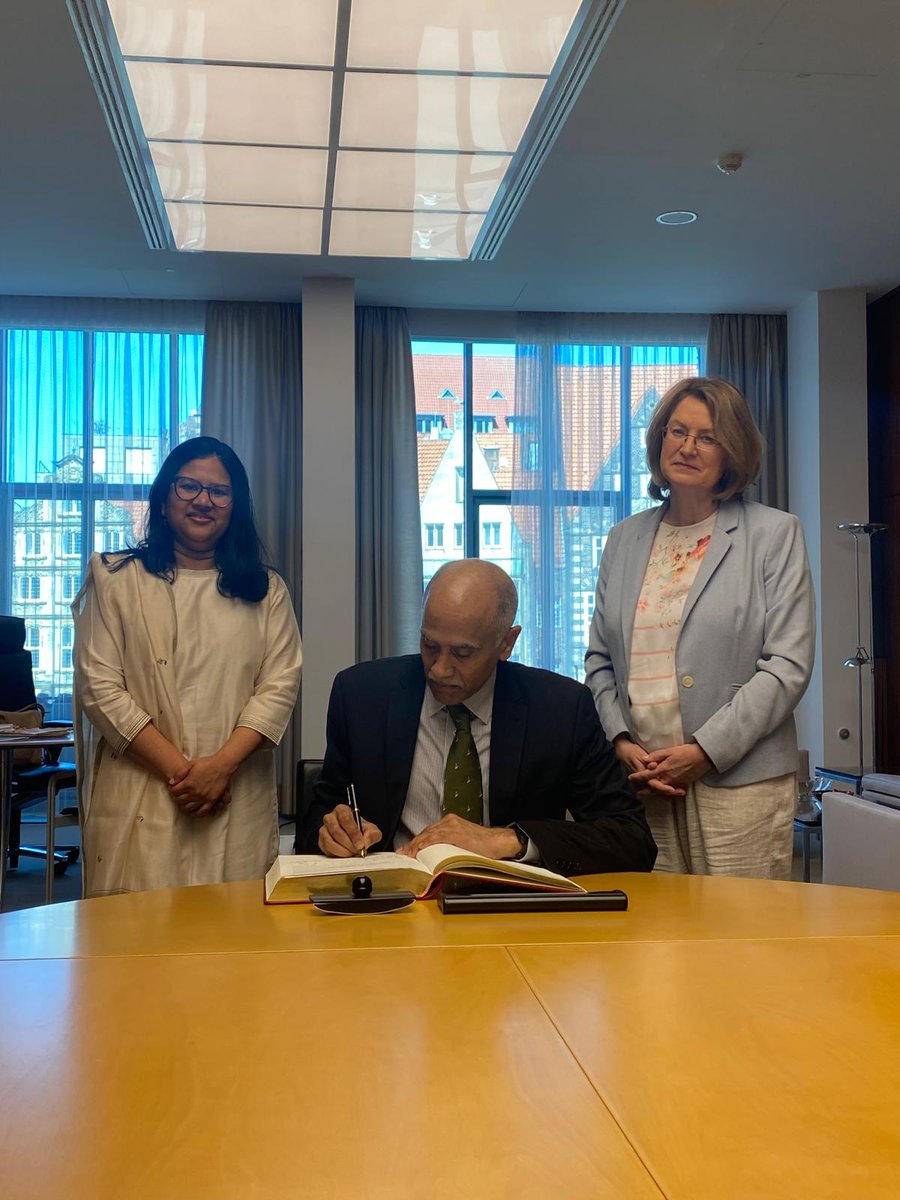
xmin=172 ymin=476 xmax=233 ymax=507
xmin=663 ymin=425 xmax=720 ymax=451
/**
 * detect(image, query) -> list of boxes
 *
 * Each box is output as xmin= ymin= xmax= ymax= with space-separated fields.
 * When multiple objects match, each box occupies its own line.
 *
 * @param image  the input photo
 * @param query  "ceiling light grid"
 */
xmin=69 ymin=0 xmax=626 ymax=260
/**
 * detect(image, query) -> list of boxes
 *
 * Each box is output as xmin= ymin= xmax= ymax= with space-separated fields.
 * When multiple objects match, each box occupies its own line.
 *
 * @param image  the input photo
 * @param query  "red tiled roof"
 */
xmin=413 ymin=353 xmax=516 ymax=431
xmin=417 ymin=438 xmax=451 ymax=500
xmin=417 ymin=354 xmax=696 ymax=496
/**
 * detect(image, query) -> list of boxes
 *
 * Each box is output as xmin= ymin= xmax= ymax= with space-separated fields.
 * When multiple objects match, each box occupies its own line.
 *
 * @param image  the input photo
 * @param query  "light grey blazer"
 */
xmin=584 ymin=498 xmax=815 ymax=787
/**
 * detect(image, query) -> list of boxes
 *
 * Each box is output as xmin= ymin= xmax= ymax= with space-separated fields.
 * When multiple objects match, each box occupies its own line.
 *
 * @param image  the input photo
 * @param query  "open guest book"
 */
xmin=264 ymin=842 xmax=586 ymax=904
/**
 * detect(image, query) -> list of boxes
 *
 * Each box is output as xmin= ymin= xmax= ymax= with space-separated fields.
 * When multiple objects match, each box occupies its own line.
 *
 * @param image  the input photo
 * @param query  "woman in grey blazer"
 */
xmin=585 ymin=377 xmax=814 ymax=877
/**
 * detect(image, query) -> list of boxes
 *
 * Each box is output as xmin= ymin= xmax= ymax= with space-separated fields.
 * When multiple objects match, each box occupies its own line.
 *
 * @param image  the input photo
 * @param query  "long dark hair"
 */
xmin=109 ymin=437 xmax=270 ymax=602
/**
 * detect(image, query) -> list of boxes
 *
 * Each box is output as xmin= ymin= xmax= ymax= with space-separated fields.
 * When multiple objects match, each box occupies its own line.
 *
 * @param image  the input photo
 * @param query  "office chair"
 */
xmin=0 ymin=615 xmax=79 ymax=902
xmin=294 ymin=758 xmax=324 ymax=852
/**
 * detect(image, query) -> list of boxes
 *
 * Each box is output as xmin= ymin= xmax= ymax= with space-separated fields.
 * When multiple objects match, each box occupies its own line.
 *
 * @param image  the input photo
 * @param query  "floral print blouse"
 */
xmin=628 ymin=513 xmax=716 ymax=751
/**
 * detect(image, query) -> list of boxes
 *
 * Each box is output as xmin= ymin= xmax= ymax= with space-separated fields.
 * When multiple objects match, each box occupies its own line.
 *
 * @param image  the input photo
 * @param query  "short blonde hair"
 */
xmin=645 ymin=377 xmax=762 ymax=502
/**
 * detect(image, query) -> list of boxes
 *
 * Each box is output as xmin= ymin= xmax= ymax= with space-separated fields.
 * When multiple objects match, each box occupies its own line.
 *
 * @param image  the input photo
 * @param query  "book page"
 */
xmin=272 ymin=853 xmax=431 ymax=880
xmin=265 ymin=853 xmax=432 ymax=903
xmin=414 ymin=843 xmax=584 ymax=892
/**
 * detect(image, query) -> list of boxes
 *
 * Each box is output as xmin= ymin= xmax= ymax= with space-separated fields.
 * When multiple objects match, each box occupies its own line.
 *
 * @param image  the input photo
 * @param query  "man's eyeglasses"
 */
xmin=172 ymin=476 xmax=233 ymax=507
xmin=663 ymin=425 xmax=720 ymax=451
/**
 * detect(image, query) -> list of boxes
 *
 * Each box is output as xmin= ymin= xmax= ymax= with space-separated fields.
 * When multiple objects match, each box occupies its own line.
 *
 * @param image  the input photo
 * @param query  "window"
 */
xmin=61 ymin=623 xmax=73 ymax=670
xmin=2 ymin=326 xmax=204 ymax=710
xmin=482 ymin=521 xmax=501 ymax=547
xmin=125 ymin=447 xmax=156 ymax=478
xmin=29 ymin=648 xmax=40 ymax=670
xmin=425 ymin=522 xmax=444 ymax=549
xmin=413 ymin=338 xmax=702 ymax=678
xmin=416 ymin=413 xmax=446 ymax=435
xmin=26 ymin=624 xmax=40 ymax=647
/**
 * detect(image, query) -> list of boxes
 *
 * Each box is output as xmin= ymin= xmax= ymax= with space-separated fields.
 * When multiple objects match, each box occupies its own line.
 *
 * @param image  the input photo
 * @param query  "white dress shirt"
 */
xmin=395 ymin=668 xmax=537 ymax=862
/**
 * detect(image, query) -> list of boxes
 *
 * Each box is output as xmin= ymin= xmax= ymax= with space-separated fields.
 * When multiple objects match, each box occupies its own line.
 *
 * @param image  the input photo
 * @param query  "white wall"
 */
xmin=301 ymin=279 xmax=356 ymax=758
xmin=788 ymin=288 xmax=871 ymax=778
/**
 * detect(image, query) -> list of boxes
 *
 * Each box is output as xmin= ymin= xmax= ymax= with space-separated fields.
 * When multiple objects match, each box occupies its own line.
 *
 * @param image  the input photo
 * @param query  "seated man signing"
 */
xmin=304 ymin=560 xmax=657 ymax=877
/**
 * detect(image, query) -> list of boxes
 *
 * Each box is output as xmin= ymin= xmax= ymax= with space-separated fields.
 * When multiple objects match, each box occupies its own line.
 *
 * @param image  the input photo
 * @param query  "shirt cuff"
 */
xmin=509 ymin=823 xmax=541 ymax=865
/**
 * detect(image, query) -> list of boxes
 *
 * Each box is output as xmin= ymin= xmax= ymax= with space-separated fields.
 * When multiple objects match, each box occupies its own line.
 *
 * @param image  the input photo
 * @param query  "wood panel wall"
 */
xmin=867 ymin=289 xmax=900 ymax=771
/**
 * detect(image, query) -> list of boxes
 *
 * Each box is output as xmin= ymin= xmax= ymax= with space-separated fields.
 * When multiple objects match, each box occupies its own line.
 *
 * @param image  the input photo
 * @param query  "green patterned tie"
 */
xmin=442 ymin=704 xmax=484 ymax=823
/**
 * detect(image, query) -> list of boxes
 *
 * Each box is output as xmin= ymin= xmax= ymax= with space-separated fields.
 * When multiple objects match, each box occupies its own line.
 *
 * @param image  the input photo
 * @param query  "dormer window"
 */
xmin=416 ymin=414 xmax=446 ymax=435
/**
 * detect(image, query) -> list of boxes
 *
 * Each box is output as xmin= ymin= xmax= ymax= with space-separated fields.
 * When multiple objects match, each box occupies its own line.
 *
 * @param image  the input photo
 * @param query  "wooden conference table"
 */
xmin=1 ymin=872 xmax=899 ymax=1199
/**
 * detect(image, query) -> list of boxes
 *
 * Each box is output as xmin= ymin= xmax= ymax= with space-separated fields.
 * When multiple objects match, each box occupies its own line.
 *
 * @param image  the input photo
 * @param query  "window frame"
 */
xmin=1 ymin=326 xmax=203 ymax=714
xmin=414 ymin=336 xmax=704 ymax=678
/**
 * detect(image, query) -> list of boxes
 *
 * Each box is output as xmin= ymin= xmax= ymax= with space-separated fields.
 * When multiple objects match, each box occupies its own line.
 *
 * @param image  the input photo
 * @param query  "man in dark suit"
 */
xmin=304 ymin=560 xmax=656 ymax=876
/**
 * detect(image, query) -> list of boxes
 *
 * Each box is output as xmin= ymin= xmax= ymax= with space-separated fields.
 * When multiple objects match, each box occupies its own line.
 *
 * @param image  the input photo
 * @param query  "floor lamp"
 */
xmin=838 ymin=521 xmax=887 ymax=779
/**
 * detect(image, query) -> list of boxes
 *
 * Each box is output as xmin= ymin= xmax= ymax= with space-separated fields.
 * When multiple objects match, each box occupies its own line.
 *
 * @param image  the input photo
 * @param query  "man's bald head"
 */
xmin=424 ymin=559 xmax=518 ymax=637
xmin=420 ymin=560 xmax=521 ymax=704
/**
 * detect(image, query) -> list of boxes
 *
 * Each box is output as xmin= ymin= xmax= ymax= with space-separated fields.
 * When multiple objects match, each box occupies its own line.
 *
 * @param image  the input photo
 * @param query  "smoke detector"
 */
xmin=716 ymin=153 xmax=744 ymax=175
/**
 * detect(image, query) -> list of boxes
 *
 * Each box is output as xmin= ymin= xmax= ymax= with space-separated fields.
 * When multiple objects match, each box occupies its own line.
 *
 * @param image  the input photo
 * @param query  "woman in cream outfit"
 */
xmin=585 ymin=378 xmax=814 ymax=878
xmin=73 ymin=437 xmax=302 ymax=896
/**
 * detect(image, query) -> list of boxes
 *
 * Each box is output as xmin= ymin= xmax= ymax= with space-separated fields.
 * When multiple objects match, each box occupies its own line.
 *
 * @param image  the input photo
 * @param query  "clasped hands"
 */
xmin=318 ymin=805 xmax=520 ymax=861
xmin=615 ymin=736 xmax=711 ymax=797
xmin=168 ymin=754 xmax=234 ymax=817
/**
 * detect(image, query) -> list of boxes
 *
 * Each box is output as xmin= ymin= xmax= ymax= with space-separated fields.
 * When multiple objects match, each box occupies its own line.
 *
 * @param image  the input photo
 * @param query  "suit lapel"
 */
xmin=679 ymin=498 xmax=740 ymax=629
xmin=488 ymin=663 xmax=527 ymax=826
xmin=618 ymin=507 xmax=664 ymax=670
xmin=385 ymin=659 xmax=425 ymax=827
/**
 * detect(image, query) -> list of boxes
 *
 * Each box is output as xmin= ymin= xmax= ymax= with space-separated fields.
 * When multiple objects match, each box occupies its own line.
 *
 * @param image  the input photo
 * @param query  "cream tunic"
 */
xmin=72 ymin=553 xmax=302 ymax=896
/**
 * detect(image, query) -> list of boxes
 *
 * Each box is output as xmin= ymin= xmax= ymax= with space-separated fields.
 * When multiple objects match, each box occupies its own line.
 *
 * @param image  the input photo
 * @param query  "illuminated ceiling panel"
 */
xmin=333 ymin=151 xmax=510 ymax=213
xmin=346 ymin=0 xmax=583 ymax=74
xmin=107 ymin=0 xmax=339 ymax=66
xmin=166 ymin=202 xmax=323 ymax=254
xmin=150 ymin=143 xmax=329 ymax=207
xmin=125 ymin=61 xmax=333 ymax=146
xmin=329 ymin=209 xmax=485 ymax=259
xmin=339 ymin=73 xmax=546 ymax=154
xmin=69 ymin=0 xmax=624 ymax=258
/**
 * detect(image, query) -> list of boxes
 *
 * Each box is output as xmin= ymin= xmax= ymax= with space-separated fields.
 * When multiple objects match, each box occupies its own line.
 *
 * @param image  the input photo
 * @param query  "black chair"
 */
xmin=0 ymin=616 xmax=79 ymax=899
xmin=294 ymin=758 xmax=324 ymax=852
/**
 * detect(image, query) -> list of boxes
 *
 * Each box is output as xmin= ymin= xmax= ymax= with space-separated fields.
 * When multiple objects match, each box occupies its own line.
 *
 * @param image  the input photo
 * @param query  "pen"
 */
xmin=347 ymin=783 xmax=366 ymax=857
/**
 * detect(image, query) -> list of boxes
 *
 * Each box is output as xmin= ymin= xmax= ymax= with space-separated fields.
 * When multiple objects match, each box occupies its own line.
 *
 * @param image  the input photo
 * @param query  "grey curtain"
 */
xmin=201 ymin=301 xmax=303 ymax=812
xmin=355 ymin=306 xmax=423 ymax=661
xmin=707 ymin=314 xmax=788 ymax=509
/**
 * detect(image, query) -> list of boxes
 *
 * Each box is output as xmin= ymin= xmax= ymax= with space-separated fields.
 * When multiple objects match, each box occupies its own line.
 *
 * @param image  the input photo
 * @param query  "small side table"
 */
xmin=815 ymin=767 xmax=862 ymax=794
xmin=794 ymin=816 xmax=823 ymax=882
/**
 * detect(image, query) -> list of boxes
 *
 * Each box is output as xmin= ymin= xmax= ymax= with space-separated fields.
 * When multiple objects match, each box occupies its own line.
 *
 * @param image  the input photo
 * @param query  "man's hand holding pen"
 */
xmin=318 ymin=803 xmax=382 ymax=857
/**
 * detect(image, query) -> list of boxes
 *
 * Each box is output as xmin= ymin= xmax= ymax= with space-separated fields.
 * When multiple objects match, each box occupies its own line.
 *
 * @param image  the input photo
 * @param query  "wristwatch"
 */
xmin=511 ymin=824 xmax=529 ymax=860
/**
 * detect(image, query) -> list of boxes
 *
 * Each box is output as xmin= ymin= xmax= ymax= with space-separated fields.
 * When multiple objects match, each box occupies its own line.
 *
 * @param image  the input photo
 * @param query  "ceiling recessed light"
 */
xmin=656 ymin=210 xmax=698 ymax=225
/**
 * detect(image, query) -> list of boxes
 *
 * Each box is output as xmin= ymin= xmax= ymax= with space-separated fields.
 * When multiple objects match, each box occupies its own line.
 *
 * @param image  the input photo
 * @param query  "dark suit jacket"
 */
xmin=303 ymin=656 xmax=657 ymax=877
